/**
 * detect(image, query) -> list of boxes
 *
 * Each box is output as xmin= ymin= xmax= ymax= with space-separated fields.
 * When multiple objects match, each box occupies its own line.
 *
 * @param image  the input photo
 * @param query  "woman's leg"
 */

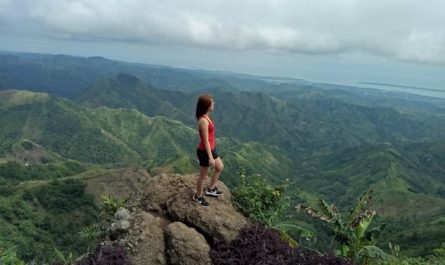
xmin=209 ymin=157 xmax=224 ymax=189
xmin=197 ymin=166 xmax=208 ymax=197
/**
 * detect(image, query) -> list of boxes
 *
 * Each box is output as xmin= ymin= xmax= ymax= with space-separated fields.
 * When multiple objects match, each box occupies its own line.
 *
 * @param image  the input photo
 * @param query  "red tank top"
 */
xmin=198 ymin=116 xmax=215 ymax=150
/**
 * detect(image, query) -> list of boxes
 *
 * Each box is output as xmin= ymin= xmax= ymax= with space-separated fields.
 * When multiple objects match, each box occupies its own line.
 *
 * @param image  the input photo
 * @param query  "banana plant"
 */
xmin=54 ymin=248 xmax=75 ymax=265
xmin=296 ymin=189 xmax=388 ymax=264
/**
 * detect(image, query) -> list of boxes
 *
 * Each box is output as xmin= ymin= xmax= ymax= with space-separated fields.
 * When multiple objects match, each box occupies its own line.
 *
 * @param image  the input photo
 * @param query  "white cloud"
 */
xmin=0 ymin=0 xmax=12 ymax=11
xmin=2 ymin=0 xmax=445 ymax=64
xmin=0 ymin=0 xmax=14 ymax=22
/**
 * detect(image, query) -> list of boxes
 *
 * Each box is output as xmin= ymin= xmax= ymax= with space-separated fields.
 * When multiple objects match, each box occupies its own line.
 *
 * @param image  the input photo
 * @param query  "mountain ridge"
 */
xmin=1 ymin=52 xmax=445 ymax=259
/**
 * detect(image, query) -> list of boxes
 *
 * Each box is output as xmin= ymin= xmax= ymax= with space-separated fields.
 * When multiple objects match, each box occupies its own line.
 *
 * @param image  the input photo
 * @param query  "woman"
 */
xmin=194 ymin=95 xmax=224 ymax=207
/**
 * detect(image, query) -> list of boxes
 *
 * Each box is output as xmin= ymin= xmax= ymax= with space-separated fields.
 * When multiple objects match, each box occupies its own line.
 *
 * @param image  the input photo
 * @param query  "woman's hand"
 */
xmin=209 ymin=157 xmax=215 ymax=167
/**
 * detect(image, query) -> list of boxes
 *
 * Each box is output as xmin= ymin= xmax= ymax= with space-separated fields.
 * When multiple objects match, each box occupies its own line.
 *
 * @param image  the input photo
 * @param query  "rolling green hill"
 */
xmin=0 ymin=90 xmax=203 ymax=174
xmin=0 ymin=52 xmax=237 ymax=97
xmin=0 ymin=90 xmax=296 ymax=179
xmin=0 ymin=90 xmax=140 ymax=163
xmin=1 ymin=52 xmax=445 ymax=260
xmin=291 ymin=142 xmax=445 ymax=256
xmin=57 ymin=72 xmax=445 ymax=256
xmin=78 ymin=74 xmax=445 ymax=157
xmin=0 ymin=90 xmax=301 ymax=262
xmin=77 ymin=73 xmax=195 ymax=126
xmin=293 ymin=143 xmax=445 ymax=213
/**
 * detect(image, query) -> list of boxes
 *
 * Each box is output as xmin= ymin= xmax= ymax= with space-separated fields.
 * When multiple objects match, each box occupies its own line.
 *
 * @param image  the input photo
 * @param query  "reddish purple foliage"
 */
xmin=75 ymin=244 xmax=129 ymax=265
xmin=210 ymin=223 xmax=355 ymax=265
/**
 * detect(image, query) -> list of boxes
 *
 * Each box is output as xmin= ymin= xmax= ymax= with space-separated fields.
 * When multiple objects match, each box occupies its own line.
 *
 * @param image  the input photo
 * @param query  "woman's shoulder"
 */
xmin=198 ymin=116 xmax=209 ymax=125
xmin=199 ymin=115 xmax=212 ymax=122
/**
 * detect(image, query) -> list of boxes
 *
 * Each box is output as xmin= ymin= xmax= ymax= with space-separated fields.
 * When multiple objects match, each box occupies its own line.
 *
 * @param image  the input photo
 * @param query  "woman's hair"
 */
xmin=196 ymin=94 xmax=213 ymax=120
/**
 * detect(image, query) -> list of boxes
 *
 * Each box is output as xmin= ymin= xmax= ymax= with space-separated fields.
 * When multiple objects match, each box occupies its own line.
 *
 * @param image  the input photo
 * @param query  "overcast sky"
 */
xmin=1 ymin=0 xmax=444 ymax=93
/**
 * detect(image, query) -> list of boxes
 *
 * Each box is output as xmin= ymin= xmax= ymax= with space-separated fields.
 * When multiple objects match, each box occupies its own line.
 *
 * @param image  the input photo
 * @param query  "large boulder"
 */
xmin=120 ymin=173 xmax=248 ymax=265
xmin=127 ymin=211 xmax=167 ymax=265
xmin=139 ymin=173 xmax=247 ymax=243
xmin=165 ymin=222 xmax=212 ymax=265
xmin=110 ymin=208 xmax=132 ymax=233
xmin=167 ymin=195 xmax=246 ymax=244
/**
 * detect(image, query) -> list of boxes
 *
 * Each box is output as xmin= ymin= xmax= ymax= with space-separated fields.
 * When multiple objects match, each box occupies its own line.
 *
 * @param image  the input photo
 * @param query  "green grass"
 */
xmin=1 ymin=88 xmax=445 ymax=260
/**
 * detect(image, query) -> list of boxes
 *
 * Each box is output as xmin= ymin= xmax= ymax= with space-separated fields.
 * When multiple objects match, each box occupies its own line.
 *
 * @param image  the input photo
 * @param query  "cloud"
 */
xmin=1 ymin=0 xmax=445 ymax=64
xmin=0 ymin=0 xmax=14 ymax=23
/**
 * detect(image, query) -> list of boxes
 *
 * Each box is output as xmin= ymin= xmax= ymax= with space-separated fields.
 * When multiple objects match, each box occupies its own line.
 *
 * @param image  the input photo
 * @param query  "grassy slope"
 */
xmin=291 ymin=142 xmax=445 ymax=256
xmin=1 ymin=56 xmax=445 ymax=257
xmin=0 ymin=90 xmax=200 ymax=167
xmin=294 ymin=143 xmax=445 ymax=213
xmin=0 ymin=90 xmax=298 ymax=181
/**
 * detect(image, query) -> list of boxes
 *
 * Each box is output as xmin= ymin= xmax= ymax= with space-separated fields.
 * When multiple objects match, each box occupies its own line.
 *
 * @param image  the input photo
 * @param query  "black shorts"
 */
xmin=197 ymin=148 xmax=219 ymax=167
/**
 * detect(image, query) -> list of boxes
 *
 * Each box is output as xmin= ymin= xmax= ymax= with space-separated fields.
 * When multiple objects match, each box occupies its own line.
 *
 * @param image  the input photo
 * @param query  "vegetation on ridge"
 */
xmin=1 ymin=52 xmax=445 ymax=263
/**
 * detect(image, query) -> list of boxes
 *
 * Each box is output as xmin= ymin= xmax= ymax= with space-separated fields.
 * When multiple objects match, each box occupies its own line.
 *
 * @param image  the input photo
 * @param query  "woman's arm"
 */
xmin=199 ymin=118 xmax=215 ymax=166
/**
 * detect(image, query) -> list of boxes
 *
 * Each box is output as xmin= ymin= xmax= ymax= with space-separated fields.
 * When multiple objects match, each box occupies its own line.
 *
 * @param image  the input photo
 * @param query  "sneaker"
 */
xmin=193 ymin=194 xmax=209 ymax=207
xmin=205 ymin=187 xmax=223 ymax=197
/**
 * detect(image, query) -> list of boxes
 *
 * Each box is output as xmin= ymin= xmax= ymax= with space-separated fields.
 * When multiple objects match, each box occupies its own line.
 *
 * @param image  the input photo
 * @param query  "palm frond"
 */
xmin=296 ymin=204 xmax=333 ymax=223
xmin=348 ymin=189 xmax=373 ymax=226
xmin=79 ymin=224 xmax=107 ymax=240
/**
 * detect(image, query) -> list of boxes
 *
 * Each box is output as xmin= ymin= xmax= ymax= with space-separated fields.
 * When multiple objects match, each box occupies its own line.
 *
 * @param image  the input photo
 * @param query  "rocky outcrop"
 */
xmin=110 ymin=208 xmax=132 ymax=233
xmin=127 ymin=211 xmax=166 ymax=265
xmin=165 ymin=222 xmax=211 ymax=265
xmin=123 ymin=173 xmax=247 ymax=265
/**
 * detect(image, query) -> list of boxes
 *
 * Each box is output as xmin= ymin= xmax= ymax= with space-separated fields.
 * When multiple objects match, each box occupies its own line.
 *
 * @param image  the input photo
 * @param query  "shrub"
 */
xmin=0 ymin=161 xmax=86 ymax=181
xmin=232 ymin=173 xmax=289 ymax=224
xmin=35 ymin=179 xmax=95 ymax=213
xmin=232 ymin=174 xmax=314 ymax=247
xmin=211 ymin=223 xmax=354 ymax=265
xmin=75 ymin=244 xmax=128 ymax=265
xmin=78 ymin=195 xmax=125 ymax=245
xmin=0 ymin=247 xmax=25 ymax=265
xmin=100 ymin=195 xmax=126 ymax=219
xmin=384 ymin=243 xmax=445 ymax=265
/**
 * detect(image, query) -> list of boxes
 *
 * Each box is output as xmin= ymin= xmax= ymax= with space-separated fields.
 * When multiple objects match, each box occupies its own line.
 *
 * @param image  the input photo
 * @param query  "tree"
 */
xmin=297 ymin=189 xmax=388 ymax=264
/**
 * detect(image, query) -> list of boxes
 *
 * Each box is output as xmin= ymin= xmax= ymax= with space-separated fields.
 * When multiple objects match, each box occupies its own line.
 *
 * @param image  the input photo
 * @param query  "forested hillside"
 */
xmin=0 ymin=52 xmax=444 ymax=262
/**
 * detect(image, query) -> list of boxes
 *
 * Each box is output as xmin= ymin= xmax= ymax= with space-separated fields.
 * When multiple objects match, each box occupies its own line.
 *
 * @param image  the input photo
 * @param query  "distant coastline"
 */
xmin=359 ymin=82 xmax=445 ymax=93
